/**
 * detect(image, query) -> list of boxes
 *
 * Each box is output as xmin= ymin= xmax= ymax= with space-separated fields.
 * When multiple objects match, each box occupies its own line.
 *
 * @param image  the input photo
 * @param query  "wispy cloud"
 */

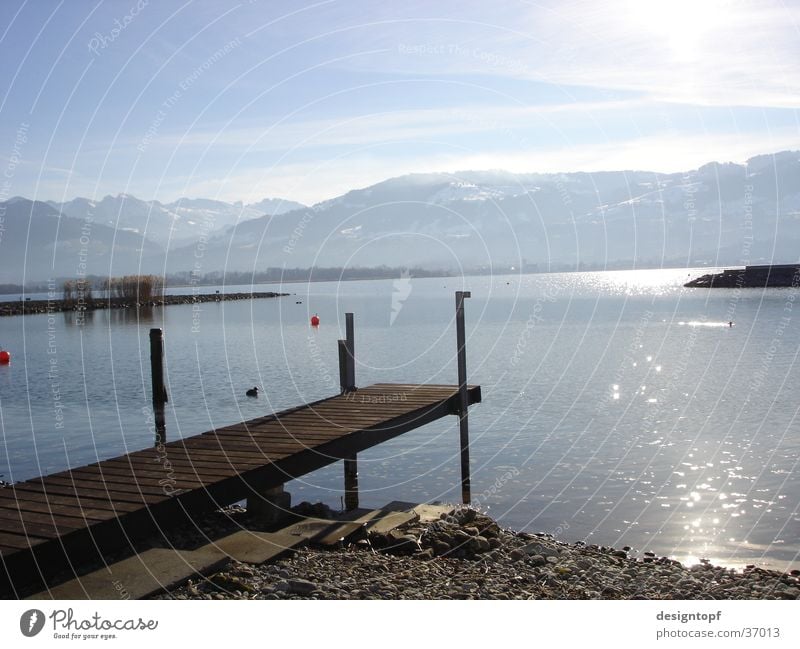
xmin=167 ymin=128 xmax=800 ymax=205
xmin=121 ymin=99 xmax=650 ymax=153
xmin=5 ymin=0 xmax=798 ymax=204
xmin=335 ymin=0 xmax=800 ymax=108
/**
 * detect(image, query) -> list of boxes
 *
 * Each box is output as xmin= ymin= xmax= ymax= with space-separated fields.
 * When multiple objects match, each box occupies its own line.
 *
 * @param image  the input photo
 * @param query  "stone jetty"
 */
xmin=0 ymin=291 xmax=288 ymax=317
xmin=685 ymin=264 xmax=800 ymax=288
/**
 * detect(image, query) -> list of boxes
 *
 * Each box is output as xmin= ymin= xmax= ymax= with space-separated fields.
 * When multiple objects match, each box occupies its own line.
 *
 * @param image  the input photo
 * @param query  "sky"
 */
xmin=0 ymin=0 xmax=798 ymax=205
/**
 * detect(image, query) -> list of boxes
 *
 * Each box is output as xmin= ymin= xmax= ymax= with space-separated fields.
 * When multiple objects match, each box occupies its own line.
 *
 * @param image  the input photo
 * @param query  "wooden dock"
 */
xmin=0 ymin=382 xmax=481 ymax=598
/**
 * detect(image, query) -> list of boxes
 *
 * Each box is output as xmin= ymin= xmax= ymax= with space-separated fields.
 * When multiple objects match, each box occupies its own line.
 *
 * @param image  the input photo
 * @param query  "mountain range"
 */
xmin=1 ymin=151 xmax=799 ymax=283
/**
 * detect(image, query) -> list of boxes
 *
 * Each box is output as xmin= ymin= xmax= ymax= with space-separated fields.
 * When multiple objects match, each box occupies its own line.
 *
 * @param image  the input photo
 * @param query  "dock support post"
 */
xmin=344 ymin=453 xmax=359 ymax=511
xmin=455 ymin=291 xmax=471 ymax=504
xmin=338 ymin=313 xmax=356 ymax=394
xmin=149 ymin=328 xmax=168 ymax=447
xmin=345 ymin=312 xmax=355 ymax=390
xmin=338 ymin=340 xmax=348 ymax=394
xmin=248 ymin=484 xmax=291 ymax=525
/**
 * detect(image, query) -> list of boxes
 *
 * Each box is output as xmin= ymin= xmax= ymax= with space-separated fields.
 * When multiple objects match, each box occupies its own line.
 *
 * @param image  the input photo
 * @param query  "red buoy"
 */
xmin=310 ymin=314 xmax=320 ymax=326
xmin=0 ymin=350 xmax=10 ymax=365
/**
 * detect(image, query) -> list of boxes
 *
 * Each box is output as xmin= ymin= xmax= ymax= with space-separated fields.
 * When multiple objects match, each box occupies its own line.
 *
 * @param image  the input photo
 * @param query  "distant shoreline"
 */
xmin=2 ymin=264 xmax=735 ymax=296
xmin=0 ymin=291 xmax=288 ymax=318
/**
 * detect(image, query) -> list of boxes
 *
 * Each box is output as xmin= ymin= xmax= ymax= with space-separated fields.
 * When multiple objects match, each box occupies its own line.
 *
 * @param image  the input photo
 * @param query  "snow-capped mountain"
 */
xmin=3 ymin=151 xmax=799 ymax=283
xmin=46 ymin=194 xmax=306 ymax=245
xmin=246 ymin=197 xmax=306 ymax=215
xmin=160 ymin=151 xmax=800 ymax=273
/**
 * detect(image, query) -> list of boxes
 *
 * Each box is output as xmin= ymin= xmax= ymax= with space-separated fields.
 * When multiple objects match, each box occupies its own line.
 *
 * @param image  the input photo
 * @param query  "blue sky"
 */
xmin=1 ymin=0 xmax=798 ymax=205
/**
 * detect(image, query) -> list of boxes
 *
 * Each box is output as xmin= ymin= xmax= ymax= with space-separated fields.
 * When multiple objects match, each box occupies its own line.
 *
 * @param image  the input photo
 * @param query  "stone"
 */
xmin=509 ymin=549 xmax=525 ymax=562
xmin=287 ymin=578 xmax=317 ymax=594
xmin=431 ymin=540 xmax=451 ymax=555
xmin=453 ymin=508 xmax=477 ymax=524
xmin=529 ymin=555 xmax=547 ymax=567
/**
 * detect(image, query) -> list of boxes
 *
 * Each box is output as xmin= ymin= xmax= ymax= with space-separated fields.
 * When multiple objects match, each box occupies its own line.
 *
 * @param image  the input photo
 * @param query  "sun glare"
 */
xmin=625 ymin=0 xmax=729 ymax=61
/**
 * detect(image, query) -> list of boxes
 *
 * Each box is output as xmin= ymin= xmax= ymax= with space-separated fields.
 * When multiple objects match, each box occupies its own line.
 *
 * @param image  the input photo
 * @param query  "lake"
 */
xmin=1 ymin=268 xmax=798 ymax=570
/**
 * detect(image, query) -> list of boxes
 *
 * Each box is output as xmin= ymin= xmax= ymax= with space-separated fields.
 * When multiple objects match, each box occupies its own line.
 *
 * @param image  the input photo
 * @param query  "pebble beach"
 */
xmin=157 ymin=506 xmax=800 ymax=601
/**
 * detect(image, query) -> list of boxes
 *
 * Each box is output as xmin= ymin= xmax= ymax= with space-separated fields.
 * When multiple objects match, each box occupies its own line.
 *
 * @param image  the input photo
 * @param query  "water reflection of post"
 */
xmin=149 ymin=328 xmax=168 ymax=446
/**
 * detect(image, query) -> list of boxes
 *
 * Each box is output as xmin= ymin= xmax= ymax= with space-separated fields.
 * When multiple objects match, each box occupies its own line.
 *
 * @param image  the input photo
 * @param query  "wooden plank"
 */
xmin=103 ymin=457 xmax=238 ymax=481
xmin=163 ymin=448 xmax=267 ymax=465
xmin=9 ymin=486 xmax=145 ymax=513
xmin=126 ymin=447 xmax=264 ymax=467
xmin=0 ymin=498 xmax=111 ymax=523
xmin=0 ymin=509 xmax=90 ymax=538
xmin=0 ymin=382 xmax=482 ymax=591
xmin=32 ymin=476 xmax=169 ymax=500
xmin=176 ymin=442 xmax=288 ymax=460
xmin=69 ymin=466 xmax=205 ymax=489
xmin=115 ymin=455 xmax=245 ymax=475
xmin=176 ymin=439 xmax=271 ymax=454
xmin=211 ymin=430 xmax=346 ymax=445
xmin=234 ymin=422 xmax=373 ymax=436
xmin=198 ymin=438 xmax=319 ymax=453
xmin=0 ymin=531 xmax=49 ymax=549
xmin=0 ymin=515 xmax=72 ymax=539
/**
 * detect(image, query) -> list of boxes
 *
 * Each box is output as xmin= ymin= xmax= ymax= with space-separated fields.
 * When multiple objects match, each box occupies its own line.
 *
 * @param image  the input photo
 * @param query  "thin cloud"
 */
xmin=335 ymin=0 xmax=800 ymax=108
xmin=120 ymin=99 xmax=650 ymax=153
xmin=169 ymin=129 xmax=800 ymax=205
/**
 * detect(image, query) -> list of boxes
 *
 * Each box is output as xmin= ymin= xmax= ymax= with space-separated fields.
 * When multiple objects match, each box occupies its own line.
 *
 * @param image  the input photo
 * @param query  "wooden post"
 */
xmin=338 ymin=339 xmax=348 ymax=394
xmin=338 ymin=313 xmax=356 ymax=394
xmin=455 ymin=291 xmax=471 ymax=504
xmin=345 ymin=312 xmax=355 ymax=391
xmin=344 ymin=453 xmax=358 ymax=510
xmin=149 ymin=328 xmax=168 ymax=447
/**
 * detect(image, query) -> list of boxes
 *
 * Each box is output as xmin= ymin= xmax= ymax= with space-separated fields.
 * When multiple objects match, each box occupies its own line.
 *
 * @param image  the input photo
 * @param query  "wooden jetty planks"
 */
xmin=0 ymin=383 xmax=481 ymax=597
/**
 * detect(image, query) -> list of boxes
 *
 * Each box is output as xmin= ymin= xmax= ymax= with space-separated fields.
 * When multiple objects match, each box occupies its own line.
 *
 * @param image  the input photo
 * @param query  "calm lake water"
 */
xmin=1 ymin=269 xmax=798 ymax=570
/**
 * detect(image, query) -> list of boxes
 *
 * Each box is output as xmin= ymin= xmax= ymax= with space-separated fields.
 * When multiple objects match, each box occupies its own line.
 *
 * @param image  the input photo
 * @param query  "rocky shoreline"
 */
xmin=0 ymin=291 xmax=288 ymax=317
xmin=157 ymin=505 xmax=800 ymax=601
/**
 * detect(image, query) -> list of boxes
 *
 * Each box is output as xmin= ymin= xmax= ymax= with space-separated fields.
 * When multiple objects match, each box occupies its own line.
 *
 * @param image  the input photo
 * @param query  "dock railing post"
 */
xmin=149 ymin=328 xmax=168 ymax=447
xmin=345 ymin=312 xmax=355 ymax=391
xmin=338 ymin=313 xmax=356 ymax=394
xmin=338 ymin=340 xmax=348 ymax=394
xmin=455 ymin=291 xmax=471 ymax=504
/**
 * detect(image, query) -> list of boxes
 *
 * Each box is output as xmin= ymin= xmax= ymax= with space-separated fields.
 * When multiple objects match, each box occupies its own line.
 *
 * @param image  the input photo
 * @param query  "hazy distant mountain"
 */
xmin=160 ymin=151 xmax=800 ymax=273
xmin=245 ymin=197 xmax=306 ymax=215
xmin=47 ymin=194 xmax=306 ymax=245
xmin=3 ymin=152 xmax=799 ymax=284
xmin=0 ymin=198 xmax=162 ymax=282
